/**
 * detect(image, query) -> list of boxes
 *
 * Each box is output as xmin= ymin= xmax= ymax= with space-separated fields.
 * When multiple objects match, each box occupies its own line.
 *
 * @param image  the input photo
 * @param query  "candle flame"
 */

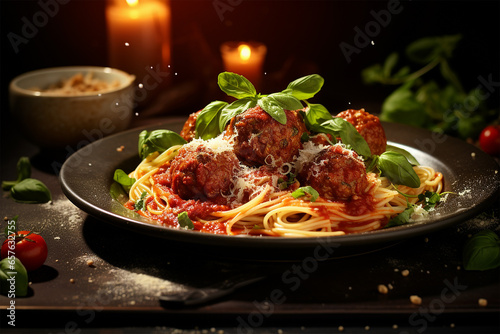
xmin=126 ymin=0 xmax=139 ymax=7
xmin=238 ymin=44 xmax=251 ymax=61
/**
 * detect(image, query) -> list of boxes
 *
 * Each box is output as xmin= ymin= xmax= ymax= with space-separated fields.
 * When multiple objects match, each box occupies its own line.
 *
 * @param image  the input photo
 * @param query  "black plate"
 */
xmin=60 ymin=119 xmax=500 ymax=260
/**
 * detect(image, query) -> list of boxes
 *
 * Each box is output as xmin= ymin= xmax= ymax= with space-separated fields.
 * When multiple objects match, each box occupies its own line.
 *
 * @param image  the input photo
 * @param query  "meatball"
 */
xmin=224 ymin=106 xmax=308 ymax=167
xmin=180 ymin=110 xmax=201 ymax=142
xmin=336 ymin=108 xmax=387 ymax=155
xmin=166 ymin=141 xmax=240 ymax=203
xmin=297 ymin=144 xmax=368 ymax=200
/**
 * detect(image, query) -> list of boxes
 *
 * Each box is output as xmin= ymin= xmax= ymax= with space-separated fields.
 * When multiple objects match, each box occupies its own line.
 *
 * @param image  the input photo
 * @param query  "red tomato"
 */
xmin=1 ymin=231 xmax=48 ymax=271
xmin=479 ymin=125 xmax=500 ymax=156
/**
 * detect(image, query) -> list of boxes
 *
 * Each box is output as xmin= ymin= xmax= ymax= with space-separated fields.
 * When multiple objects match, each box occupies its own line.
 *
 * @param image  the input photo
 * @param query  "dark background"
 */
xmin=1 ymin=0 xmax=499 ymax=126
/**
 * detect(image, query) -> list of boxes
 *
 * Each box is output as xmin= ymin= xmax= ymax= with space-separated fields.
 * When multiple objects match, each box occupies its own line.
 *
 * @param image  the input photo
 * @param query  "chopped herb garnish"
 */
xmin=134 ymin=191 xmax=148 ymax=211
xmin=178 ymin=212 xmax=194 ymax=230
xmin=291 ymin=186 xmax=319 ymax=202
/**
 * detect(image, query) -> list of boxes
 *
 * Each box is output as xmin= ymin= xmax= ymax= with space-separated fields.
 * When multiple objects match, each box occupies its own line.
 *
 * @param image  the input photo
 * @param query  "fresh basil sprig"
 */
xmin=463 ymin=230 xmax=500 ymax=271
xmin=134 ymin=191 xmax=148 ymax=211
xmin=282 ymin=74 xmax=324 ymax=100
xmin=386 ymin=190 xmax=443 ymax=227
xmin=138 ymin=129 xmax=187 ymax=160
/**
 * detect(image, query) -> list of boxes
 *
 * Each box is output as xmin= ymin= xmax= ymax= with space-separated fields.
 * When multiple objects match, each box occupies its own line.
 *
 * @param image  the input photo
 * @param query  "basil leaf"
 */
xmin=219 ymin=97 xmax=258 ymax=132
xmin=178 ymin=211 xmax=194 ymax=230
xmin=282 ymin=74 xmax=324 ymax=100
xmin=463 ymin=230 xmax=500 ymax=271
xmin=138 ymin=130 xmax=187 ymax=160
xmin=406 ymin=34 xmax=461 ymax=64
xmin=378 ymin=151 xmax=420 ymax=188
xmin=303 ymin=104 xmax=372 ymax=157
xmin=386 ymin=145 xmax=420 ymax=165
xmin=257 ymin=95 xmax=287 ymax=125
xmin=291 ymin=186 xmax=319 ymax=202
xmin=2 ymin=157 xmax=31 ymax=191
xmin=386 ymin=203 xmax=414 ymax=227
xmin=134 ymin=191 xmax=148 ymax=211
xmin=0 ymin=257 xmax=28 ymax=297
xmin=113 ymin=169 xmax=136 ymax=193
xmin=417 ymin=190 xmax=441 ymax=210
xmin=10 ymin=178 xmax=51 ymax=204
xmin=383 ymin=52 xmax=399 ymax=78
xmin=218 ymin=72 xmax=257 ymax=99
xmin=196 ymin=100 xmax=227 ymax=140
xmin=380 ymin=82 xmax=428 ymax=127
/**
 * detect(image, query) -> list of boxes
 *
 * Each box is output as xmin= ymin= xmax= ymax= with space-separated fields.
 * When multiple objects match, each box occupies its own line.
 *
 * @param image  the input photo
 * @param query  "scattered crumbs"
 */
xmin=55 ymin=259 xmax=59 ymax=262
xmin=117 ymin=145 xmax=125 ymax=152
xmin=478 ymin=298 xmax=488 ymax=307
xmin=210 ymin=328 xmax=216 ymax=333
xmin=348 ymin=286 xmax=352 ymax=290
xmin=392 ymin=324 xmax=398 ymax=329
xmin=450 ymin=323 xmax=455 ymax=329
xmin=88 ymin=277 xmax=93 ymax=283
xmin=87 ymin=259 xmax=95 ymax=267
xmin=426 ymin=270 xmax=430 ymax=274
xmin=338 ymin=326 xmax=344 ymax=332
xmin=88 ymin=163 xmax=92 ymax=167
xmin=388 ymin=283 xmax=394 ymax=290
xmin=41 ymin=196 xmax=83 ymax=229
xmin=410 ymin=295 xmax=422 ymax=305
xmin=54 ymin=236 xmax=61 ymax=240
xmin=277 ymin=329 xmax=284 ymax=334
xmin=364 ymin=326 xmax=370 ymax=331
xmin=459 ymin=189 xmax=471 ymax=196
xmin=457 ymin=266 xmax=461 ymax=270
xmin=3 ymin=217 xmax=8 ymax=221
xmin=69 ymin=278 xmax=75 ymax=284
xmin=424 ymin=237 xmax=429 ymax=243
xmin=471 ymin=152 xmax=476 ymax=159
xmin=378 ymin=284 xmax=389 ymax=294
xmin=394 ymin=268 xmax=400 ymax=272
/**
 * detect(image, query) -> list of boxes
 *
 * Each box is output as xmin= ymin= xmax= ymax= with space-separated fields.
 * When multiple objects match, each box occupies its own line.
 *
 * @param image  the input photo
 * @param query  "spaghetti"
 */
xmin=123 ymin=136 xmax=443 ymax=237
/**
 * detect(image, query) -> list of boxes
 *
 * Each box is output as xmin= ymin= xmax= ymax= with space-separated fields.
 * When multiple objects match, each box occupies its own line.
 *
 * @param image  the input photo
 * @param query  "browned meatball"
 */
xmin=297 ymin=144 xmax=368 ymax=200
xmin=336 ymin=109 xmax=387 ymax=155
xmin=166 ymin=142 xmax=240 ymax=203
xmin=180 ymin=110 xmax=201 ymax=142
xmin=224 ymin=106 xmax=308 ymax=167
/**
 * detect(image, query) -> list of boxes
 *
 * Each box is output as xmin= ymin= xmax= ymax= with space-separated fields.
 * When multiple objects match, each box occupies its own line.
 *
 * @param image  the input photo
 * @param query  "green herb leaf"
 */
xmin=303 ymin=104 xmax=372 ymax=157
xmin=0 ymin=257 xmax=28 ymax=297
xmin=417 ymin=191 xmax=441 ymax=210
xmin=386 ymin=203 xmax=414 ymax=227
xmin=219 ymin=97 xmax=258 ymax=132
xmin=2 ymin=157 xmax=31 ymax=191
xmin=196 ymin=100 xmax=227 ymax=140
xmin=257 ymin=95 xmax=288 ymax=125
xmin=113 ymin=169 xmax=136 ymax=193
xmin=385 ymin=145 xmax=420 ymax=166
xmin=134 ymin=191 xmax=148 ymax=211
xmin=178 ymin=212 xmax=194 ymax=230
xmin=10 ymin=178 xmax=51 ymax=204
xmin=138 ymin=130 xmax=187 ymax=160
xmin=282 ymin=74 xmax=324 ymax=100
xmin=380 ymin=82 xmax=429 ymax=127
xmin=291 ymin=186 xmax=319 ymax=202
xmin=463 ymin=230 xmax=500 ymax=271
xmin=278 ymin=173 xmax=296 ymax=190
xmin=383 ymin=52 xmax=399 ymax=78
xmin=406 ymin=34 xmax=461 ymax=64
xmin=218 ymin=72 xmax=257 ymax=99
xmin=378 ymin=151 xmax=420 ymax=188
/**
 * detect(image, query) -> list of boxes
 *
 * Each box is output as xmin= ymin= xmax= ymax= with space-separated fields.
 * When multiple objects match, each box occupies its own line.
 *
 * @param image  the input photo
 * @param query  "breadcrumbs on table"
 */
xmin=410 ymin=295 xmax=422 ymax=305
xmin=117 ymin=145 xmax=125 ymax=152
xmin=478 ymin=298 xmax=488 ymax=307
xmin=392 ymin=324 xmax=398 ymax=329
xmin=401 ymin=269 xmax=410 ymax=277
xmin=338 ymin=326 xmax=344 ymax=332
xmin=364 ymin=325 xmax=370 ymax=331
xmin=378 ymin=284 xmax=389 ymax=294
xmin=69 ymin=278 xmax=75 ymax=284
xmin=87 ymin=259 xmax=94 ymax=267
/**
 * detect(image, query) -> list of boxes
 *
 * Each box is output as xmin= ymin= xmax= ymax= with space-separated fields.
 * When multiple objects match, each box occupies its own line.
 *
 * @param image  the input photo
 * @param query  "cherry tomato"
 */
xmin=479 ymin=125 xmax=500 ymax=156
xmin=1 ymin=231 xmax=48 ymax=271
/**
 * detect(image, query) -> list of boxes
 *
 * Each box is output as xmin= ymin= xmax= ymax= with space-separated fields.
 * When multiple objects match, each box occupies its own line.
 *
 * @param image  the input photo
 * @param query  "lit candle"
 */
xmin=106 ymin=0 xmax=171 ymax=82
xmin=221 ymin=41 xmax=267 ymax=90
